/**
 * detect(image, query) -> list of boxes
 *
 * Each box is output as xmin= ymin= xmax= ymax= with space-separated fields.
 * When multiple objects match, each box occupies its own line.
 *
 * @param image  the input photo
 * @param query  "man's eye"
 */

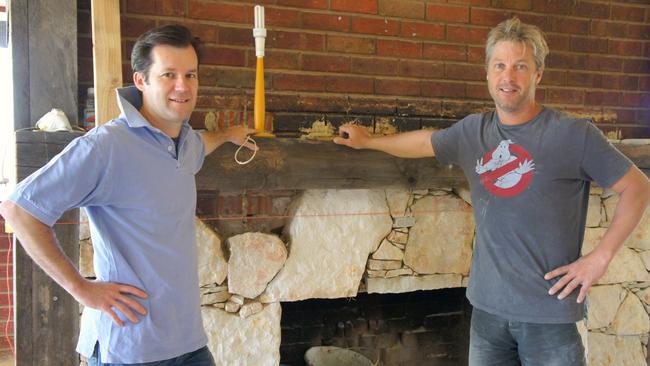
xmin=162 ymin=73 xmax=174 ymax=78
xmin=187 ymin=73 xmax=197 ymax=79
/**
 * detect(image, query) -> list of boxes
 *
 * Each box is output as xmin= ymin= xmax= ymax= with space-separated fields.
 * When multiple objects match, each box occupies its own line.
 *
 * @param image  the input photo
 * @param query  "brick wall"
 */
xmin=0 ymin=217 xmax=14 ymax=358
xmin=78 ymin=0 xmax=650 ymax=138
xmin=281 ymin=288 xmax=471 ymax=365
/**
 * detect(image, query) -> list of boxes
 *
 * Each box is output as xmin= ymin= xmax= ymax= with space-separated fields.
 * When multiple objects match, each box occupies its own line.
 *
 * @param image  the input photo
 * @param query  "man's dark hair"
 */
xmin=131 ymin=24 xmax=202 ymax=82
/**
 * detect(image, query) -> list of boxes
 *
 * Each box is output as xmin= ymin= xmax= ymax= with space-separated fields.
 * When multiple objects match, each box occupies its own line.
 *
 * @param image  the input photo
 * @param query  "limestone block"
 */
xmin=79 ymin=239 xmax=95 ymax=278
xmin=371 ymin=240 xmax=404 ymax=261
xmin=261 ymin=190 xmax=392 ymax=302
xmin=609 ymin=292 xmax=650 ymax=335
xmin=587 ymin=332 xmax=646 ymax=366
xmin=387 ymin=230 xmax=408 ymax=245
xmin=591 ymin=185 xmax=604 ymax=196
xmin=79 ymin=208 xmax=91 ymax=241
xmin=586 ymin=195 xmax=603 ymax=228
xmin=637 ymin=288 xmax=650 ymax=306
xmin=582 ymin=228 xmax=650 ymax=284
xmin=196 ymin=218 xmax=228 ymax=287
xmin=203 ymin=303 xmax=281 ymax=366
xmin=385 ymin=188 xmax=410 ymax=218
xmin=230 ymin=294 xmax=245 ymax=305
xmin=201 ymin=291 xmax=231 ymax=305
xmin=403 ymin=195 xmax=474 ymax=275
xmin=586 ymin=285 xmax=626 ymax=330
xmin=225 ymin=301 xmax=241 ymax=313
xmin=366 ymin=274 xmax=462 ymax=294
xmin=461 ymin=276 xmax=469 ymax=287
xmin=385 ymin=268 xmax=413 ymax=278
xmin=239 ymin=302 xmax=263 ymax=318
xmin=367 ymin=259 xmax=402 ymax=271
xmin=367 ymin=270 xmax=387 ymax=278
xmin=227 ymin=232 xmax=287 ymax=299
xmin=623 ymin=207 xmax=650 ymax=250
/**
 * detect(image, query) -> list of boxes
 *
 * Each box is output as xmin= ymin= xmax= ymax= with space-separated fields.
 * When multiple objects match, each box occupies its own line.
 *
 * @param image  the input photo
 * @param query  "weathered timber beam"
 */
xmin=197 ymin=138 xmax=650 ymax=191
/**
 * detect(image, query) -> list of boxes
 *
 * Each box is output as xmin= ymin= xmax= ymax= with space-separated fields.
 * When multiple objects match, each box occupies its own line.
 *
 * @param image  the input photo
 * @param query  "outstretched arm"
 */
xmin=545 ymin=166 xmax=650 ymax=303
xmin=333 ymin=124 xmax=436 ymax=158
xmin=201 ymin=125 xmax=258 ymax=156
xmin=0 ymin=201 xmax=148 ymax=326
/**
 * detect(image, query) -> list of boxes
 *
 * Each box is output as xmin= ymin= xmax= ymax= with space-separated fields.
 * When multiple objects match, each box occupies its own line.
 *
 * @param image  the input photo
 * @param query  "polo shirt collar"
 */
xmin=115 ymin=86 xmax=191 ymax=136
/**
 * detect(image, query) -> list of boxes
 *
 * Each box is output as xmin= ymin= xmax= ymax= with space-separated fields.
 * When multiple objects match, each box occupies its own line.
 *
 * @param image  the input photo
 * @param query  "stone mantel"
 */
xmin=197 ymin=137 xmax=650 ymax=191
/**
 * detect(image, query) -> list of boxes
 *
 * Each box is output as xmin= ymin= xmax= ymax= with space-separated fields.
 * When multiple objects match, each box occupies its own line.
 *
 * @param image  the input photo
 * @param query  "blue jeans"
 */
xmin=469 ymin=308 xmax=585 ymax=366
xmin=88 ymin=343 xmax=215 ymax=366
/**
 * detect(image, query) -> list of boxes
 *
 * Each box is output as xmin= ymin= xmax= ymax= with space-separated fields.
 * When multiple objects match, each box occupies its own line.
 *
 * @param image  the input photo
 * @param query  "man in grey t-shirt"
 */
xmin=335 ymin=18 xmax=650 ymax=366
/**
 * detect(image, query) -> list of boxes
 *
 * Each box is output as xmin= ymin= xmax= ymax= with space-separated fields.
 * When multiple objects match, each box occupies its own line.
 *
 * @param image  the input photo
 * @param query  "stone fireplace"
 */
xmin=79 ymin=164 xmax=650 ymax=365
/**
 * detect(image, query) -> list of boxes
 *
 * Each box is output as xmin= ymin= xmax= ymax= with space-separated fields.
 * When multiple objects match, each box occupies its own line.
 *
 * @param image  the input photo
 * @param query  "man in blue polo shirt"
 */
xmin=0 ymin=25 xmax=255 ymax=365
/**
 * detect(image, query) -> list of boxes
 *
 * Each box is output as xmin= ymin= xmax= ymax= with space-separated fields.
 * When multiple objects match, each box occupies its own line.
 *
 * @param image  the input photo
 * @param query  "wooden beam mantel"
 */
xmin=197 ymin=139 xmax=650 ymax=191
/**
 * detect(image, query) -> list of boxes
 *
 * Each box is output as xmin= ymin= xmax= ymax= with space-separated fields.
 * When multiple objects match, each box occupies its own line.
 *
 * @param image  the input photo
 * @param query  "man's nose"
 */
xmin=174 ymin=76 xmax=190 ymax=91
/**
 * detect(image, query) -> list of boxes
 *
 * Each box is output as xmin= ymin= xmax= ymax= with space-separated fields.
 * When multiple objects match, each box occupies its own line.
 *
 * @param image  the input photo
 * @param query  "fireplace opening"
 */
xmin=280 ymin=288 xmax=471 ymax=366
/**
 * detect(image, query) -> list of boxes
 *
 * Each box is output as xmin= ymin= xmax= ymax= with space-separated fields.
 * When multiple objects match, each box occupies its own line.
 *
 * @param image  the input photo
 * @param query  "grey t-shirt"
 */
xmin=431 ymin=107 xmax=632 ymax=323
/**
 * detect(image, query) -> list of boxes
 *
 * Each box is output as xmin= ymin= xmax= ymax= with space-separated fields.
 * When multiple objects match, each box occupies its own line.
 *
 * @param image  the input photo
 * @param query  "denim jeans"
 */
xmin=469 ymin=308 xmax=585 ymax=366
xmin=88 ymin=343 xmax=215 ymax=366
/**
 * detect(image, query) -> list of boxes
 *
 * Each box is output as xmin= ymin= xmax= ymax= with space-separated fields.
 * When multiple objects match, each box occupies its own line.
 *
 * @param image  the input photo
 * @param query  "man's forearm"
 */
xmin=366 ymin=130 xmax=435 ymax=158
xmin=0 ymin=201 xmax=86 ymax=298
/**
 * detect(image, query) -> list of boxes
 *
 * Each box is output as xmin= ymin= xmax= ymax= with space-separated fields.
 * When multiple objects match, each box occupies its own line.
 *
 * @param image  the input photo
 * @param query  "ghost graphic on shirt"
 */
xmin=475 ymin=140 xmax=535 ymax=197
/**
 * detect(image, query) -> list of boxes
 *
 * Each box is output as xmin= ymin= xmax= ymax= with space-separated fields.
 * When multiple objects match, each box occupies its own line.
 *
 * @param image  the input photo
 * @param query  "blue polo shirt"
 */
xmin=9 ymin=86 xmax=208 ymax=363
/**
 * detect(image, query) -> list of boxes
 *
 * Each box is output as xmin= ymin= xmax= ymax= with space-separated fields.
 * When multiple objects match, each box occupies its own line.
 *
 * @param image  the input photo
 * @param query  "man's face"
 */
xmin=486 ymin=41 xmax=542 ymax=116
xmin=134 ymin=45 xmax=198 ymax=133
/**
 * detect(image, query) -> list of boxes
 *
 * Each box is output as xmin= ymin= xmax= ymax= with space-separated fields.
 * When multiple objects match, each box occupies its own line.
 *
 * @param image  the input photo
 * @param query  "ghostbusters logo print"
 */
xmin=475 ymin=140 xmax=535 ymax=198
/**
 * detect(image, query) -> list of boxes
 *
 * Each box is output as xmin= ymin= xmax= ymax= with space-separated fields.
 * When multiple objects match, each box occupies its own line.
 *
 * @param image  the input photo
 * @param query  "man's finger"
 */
xmin=557 ymin=279 xmax=580 ymax=300
xmin=106 ymin=308 xmax=124 ymax=327
xmin=119 ymin=295 xmax=147 ymax=316
xmin=577 ymin=285 xmax=589 ymax=304
xmin=548 ymin=273 xmax=573 ymax=295
xmin=544 ymin=265 xmax=568 ymax=280
xmin=112 ymin=301 xmax=140 ymax=324
xmin=119 ymin=285 xmax=148 ymax=299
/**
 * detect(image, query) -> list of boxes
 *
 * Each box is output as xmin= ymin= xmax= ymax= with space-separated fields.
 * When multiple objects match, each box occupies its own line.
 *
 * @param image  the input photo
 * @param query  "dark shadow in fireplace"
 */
xmin=280 ymin=288 xmax=471 ymax=366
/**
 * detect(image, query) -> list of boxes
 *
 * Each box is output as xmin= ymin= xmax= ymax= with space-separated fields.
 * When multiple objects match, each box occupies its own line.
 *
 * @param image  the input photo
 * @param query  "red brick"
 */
xmin=350 ymin=17 xmax=400 ymax=36
xmin=602 ymin=75 xmax=640 ymax=91
xmin=547 ymin=17 xmax=589 ymax=36
xmin=268 ymin=31 xmax=325 ymax=52
xmin=447 ymin=0 xmax=490 ymax=5
xmin=468 ymin=46 xmax=484 ymax=64
xmin=326 ymin=76 xmax=374 ymax=94
xmin=126 ymin=0 xmax=185 ymax=16
xmin=623 ymin=59 xmax=650 ymax=74
xmin=546 ymin=88 xmax=584 ymax=104
xmin=622 ymin=93 xmax=643 ymax=108
xmin=570 ymin=36 xmax=608 ymax=54
xmin=531 ymin=0 xmax=574 ymax=14
xmin=202 ymin=47 xmax=246 ymax=67
xmin=422 ymin=43 xmax=467 ymax=62
xmin=375 ymin=79 xmax=421 ymax=96
xmin=546 ymin=34 xmax=571 ymax=52
xmin=302 ymin=54 xmax=351 ymax=73
xmin=422 ymin=80 xmax=466 ymax=98
xmin=443 ymin=100 xmax=491 ymax=118
xmin=218 ymin=27 xmax=251 ymax=46
xmin=546 ymin=52 xmax=587 ymax=70
xmin=612 ymin=5 xmax=645 ymax=23
xmin=188 ymin=1 xmax=247 ymax=22
xmin=377 ymin=39 xmax=421 ymax=59
xmin=585 ymin=55 xmax=623 ymax=73
xmin=274 ymin=74 xmax=328 ymax=92
xmin=426 ymin=4 xmax=469 ymax=23
xmin=585 ymin=91 xmax=620 ymax=106
xmin=491 ymin=0 xmax=531 ymax=10
xmin=590 ymin=21 xmax=627 ymax=38
xmin=628 ymin=24 xmax=650 ymax=40
xmin=262 ymin=50 xmax=300 ymax=70
xmin=331 ymin=0 xmax=378 ymax=15
xmin=541 ymin=69 xmax=566 ymax=87
xmin=215 ymin=68 xmax=256 ymax=89
xmin=446 ymin=64 xmax=485 ymax=81
xmin=276 ymin=0 xmax=328 ymax=10
xmin=566 ymin=72 xmax=601 ymax=88
xmin=327 ymin=35 xmax=375 ymax=55
xmin=400 ymin=21 xmax=444 ymax=41
xmin=217 ymin=195 xmax=244 ymax=216
xmin=447 ymin=25 xmax=489 ymax=45
xmin=303 ymin=12 xmax=350 ymax=32
xmin=515 ymin=13 xmax=547 ymax=29
xmin=466 ymin=83 xmax=491 ymax=99
xmin=264 ymin=7 xmax=302 ymax=28
xmin=640 ymin=76 xmax=650 ymax=91
xmin=399 ymin=60 xmax=444 ymax=79
xmin=351 ymin=57 xmax=399 ymax=76
xmin=608 ymin=40 xmax=644 ymax=58
xmin=470 ymin=8 xmax=511 ymax=27
xmin=574 ymin=1 xmax=610 ymax=19
xmin=377 ymin=0 xmax=424 ymax=19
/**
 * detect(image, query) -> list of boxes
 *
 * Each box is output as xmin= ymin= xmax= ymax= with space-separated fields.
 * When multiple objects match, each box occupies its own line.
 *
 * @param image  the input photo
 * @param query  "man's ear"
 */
xmin=133 ymin=72 xmax=146 ymax=91
xmin=535 ymin=68 xmax=543 ymax=85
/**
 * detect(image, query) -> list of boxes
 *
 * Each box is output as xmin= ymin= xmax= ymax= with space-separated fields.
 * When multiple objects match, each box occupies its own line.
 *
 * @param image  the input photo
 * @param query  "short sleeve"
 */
xmin=8 ymin=136 xmax=113 ymax=226
xmin=580 ymin=122 xmax=632 ymax=189
xmin=430 ymin=118 xmax=466 ymax=166
xmin=189 ymin=129 xmax=206 ymax=175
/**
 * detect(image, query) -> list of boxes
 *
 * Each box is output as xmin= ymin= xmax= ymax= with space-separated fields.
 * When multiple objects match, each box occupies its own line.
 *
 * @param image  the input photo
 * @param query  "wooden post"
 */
xmin=91 ymin=0 xmax=122 ymax=125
